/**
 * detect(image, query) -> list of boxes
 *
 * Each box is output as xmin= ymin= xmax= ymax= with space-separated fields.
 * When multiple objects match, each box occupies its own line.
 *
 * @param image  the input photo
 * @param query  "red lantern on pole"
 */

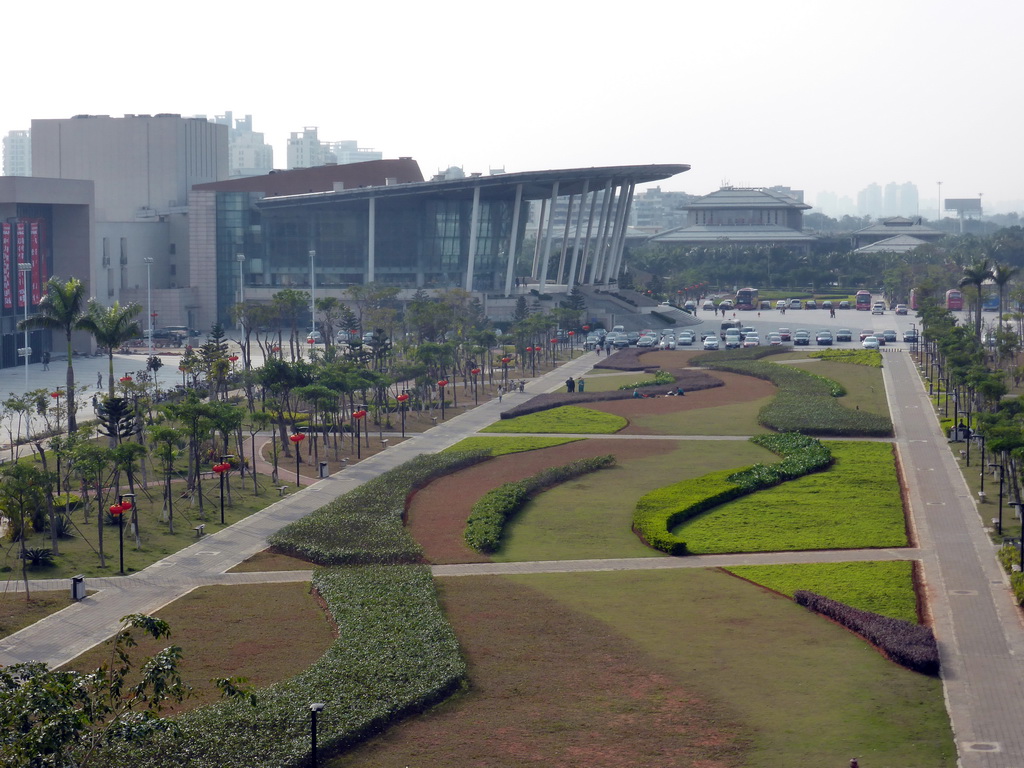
xmin=229 ymin=355 xmax=239 ymax=363
xmin=290 ymin=433 xmax=306 ymax=487
xmin=396 ymin=394 xmax=409 ymax=403
xmin=396 ymin=393 xmax=409 ymax=437
xmin=119 ymin=375 xmax=133 ymax=383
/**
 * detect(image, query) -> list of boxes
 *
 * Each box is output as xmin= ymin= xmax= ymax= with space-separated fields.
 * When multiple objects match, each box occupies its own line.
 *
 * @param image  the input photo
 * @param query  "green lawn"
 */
xmin=673 ymin=441 xmax=907 ymax=553
xmin=493 ymin=439 xmax=778 ymax=562
xmin=788 ymin=359 xmax=890 ymax=417
xmin=513 ymin=569 xmax=954 ymax=768
xmin=481 ymin=405 xmax=627 ymax=434
xmin=445 ymin=436 xmax=581 ymax=456
xmin=628 ymin=395 xmax=773 ymax=435
xmin=725 ymin=561 xmax=920 ymax=623
xmin=579 ymin=373 xmax=659 ymax=392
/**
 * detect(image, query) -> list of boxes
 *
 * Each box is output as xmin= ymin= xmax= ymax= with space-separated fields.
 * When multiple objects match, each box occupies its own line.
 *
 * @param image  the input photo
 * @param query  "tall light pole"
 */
xmin=144 ymin=257 xmax=154 ymax=356
xmin=236 ymin=253 xmax=246 ymax=305
xmin=18 ymin=261 xmax=32 ymax=389
xmin=309 ymin=249 xmax=316 ymax=334
xmin=937 ymin=181 xmax=943 ymax=223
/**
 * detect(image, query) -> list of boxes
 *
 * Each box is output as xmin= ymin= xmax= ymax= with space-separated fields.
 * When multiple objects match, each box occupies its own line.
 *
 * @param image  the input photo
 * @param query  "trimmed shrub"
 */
xmin=100 ymin=565 xmax=466 ymax=768
xmin=465 ymin=455 xmax=616 ymax=552
xmin=268 ymin=451 xmax=490 ymax=565
xmin=484 ymin=406 xmax=627 ymax=433
xmin=633 ymin=434 xmax=833 ymax=555
xmin=53 ymin=492 xmax=83 ymax=510
xmin=794 ymin=590 xmax=939 ymax=675
xmin=616 ymin=371 xmax=675 ymax=390
xmin=808 ymin=349 xmax=883 ymax=367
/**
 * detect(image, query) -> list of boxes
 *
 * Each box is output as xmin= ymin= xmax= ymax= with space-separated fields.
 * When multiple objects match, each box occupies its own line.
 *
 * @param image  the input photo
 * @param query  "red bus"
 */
xmin=855 ymin=290 xmax=872 ymax=310
xmin=945 ymin=289 xmax=964 ymax=311
xmin=735 ymin=287 xmax=759 ymax=310
xmin=909 ymin=289 xmax=918 ymax=311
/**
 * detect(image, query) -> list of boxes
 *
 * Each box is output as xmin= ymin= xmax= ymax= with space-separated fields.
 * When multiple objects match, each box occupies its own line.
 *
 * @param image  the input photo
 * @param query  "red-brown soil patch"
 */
xmin=329 ymin=576 xmax=745 ymax=768
xmin=408 ymin=439 xmax=676 ymax=565
xmin=585 ymin=370 xmax=776 ymax=434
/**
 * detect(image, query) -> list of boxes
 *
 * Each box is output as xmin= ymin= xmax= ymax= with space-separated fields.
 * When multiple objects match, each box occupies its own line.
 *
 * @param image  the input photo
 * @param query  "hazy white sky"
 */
xmin=7 ymin=0 xmax=1022 ymax=211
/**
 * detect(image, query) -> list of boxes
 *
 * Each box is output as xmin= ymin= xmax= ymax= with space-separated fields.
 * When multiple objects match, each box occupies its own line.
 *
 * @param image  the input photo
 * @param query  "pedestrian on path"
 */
xmin=565 ymin=377 xmax=576 ymax=393
xmin=518 ymin=380 xmax=525 ymax=393
xmin=97 ymin=371 xmax=103 ymax=388
xmin=577 ymin=376 xmax=585 ymax=393
xmin=41 ymin=351 xmax=49 ymax=371
xmin=497 ymin=385 xmax=504 ymax=402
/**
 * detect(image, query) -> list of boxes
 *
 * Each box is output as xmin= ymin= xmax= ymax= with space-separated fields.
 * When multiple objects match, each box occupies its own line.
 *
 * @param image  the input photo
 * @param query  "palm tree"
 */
xmin=19 ymin=277 xmax=88 ymax=431
xmin=77 ymin=300 xmax=143 ymax=399
xmin=991 ymin=263 xmax=1019 ymax=326
xmin=960 ymin=259 xmax=993 ymax=341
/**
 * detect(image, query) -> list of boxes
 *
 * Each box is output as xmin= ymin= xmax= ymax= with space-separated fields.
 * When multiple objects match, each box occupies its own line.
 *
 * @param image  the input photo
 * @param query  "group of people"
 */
xmin=565 ymin=376 xmax=586 ymax=393
xmin=632 ymin=386 xmax=685 ymax=398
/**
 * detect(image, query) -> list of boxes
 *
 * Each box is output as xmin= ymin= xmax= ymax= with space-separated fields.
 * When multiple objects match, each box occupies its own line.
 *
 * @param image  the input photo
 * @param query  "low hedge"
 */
xmin=702 ymin=358 xmax=893 ymax=437
xmin=794 ymin=590 xmax=939 ymax=676
xmin=101 ymin=565 xmax=466 ymax=767
xmin=633 ymin=434 xmax=833 ymax=555
xmin=617 ymin=371 xmax=675 ymax=390
xmin=997 ymin=545 xmax=1024 ymax=605
xmin=808 ymin=349 xmax=883 ymax=367
xmin=464 ymin=455 xmax=616 ymax=552
xmin=268 ymin=450 xmax=490 ymax=564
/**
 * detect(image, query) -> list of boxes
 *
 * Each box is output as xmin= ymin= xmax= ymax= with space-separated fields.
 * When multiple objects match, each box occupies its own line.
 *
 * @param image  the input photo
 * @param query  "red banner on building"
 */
xmin=2 ymin=223 xmax=10 ymax=310
xmin=15 ymin=223 xmax=26 ymax=309
xmin=30 ymin=221 xmax=41 ymax=305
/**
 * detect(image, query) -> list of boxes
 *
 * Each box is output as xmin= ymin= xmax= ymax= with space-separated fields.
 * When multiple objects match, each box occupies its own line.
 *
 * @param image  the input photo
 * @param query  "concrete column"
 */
xmin=566 ymin=180 xmax=590 ymax=292
xmin=607 ymin=182 xmax=636 ymax=284
xmin=578 ymin=186 xmax=600 ymax=285
xmin=531 ymin=199 xmax=546 ymax=280
xmin=538 ymin=181 xmax=559 ymax=292
xmin=464 ymin=185 xmax=481 ymax=292
xmin=503 ymin=184 xmax=523 ymax=296
xmin=603 ymin=183 xmax=631 ymax=285
xmin=555 ymin=193 xmax=575 ymax=286
xmin=593 ymin=183 xmax=618 ymax=284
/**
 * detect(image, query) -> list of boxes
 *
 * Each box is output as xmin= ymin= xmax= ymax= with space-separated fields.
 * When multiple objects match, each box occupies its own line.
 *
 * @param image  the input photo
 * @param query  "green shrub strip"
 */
xmin=633 ymin=434 xmax=832 ymax=555
xmin=444 ymin=436 xmax=581 ymax=456
xmin=703 ymin=358 xmax=893 ymax=436
xmin=464 ymin=455 xmax=616 ymax=553
xmin=997 ymin=545 xmax=1024 ymax=605
xmin=616 ymin=370 xmax=675 ymax=390
xmin=101 ymin=565 xmax=465 ymax=768
xmin=482 ymin=405 xmax=627 ymax=434
xmin=268 ymin=450 xmax=490 ymax=565
xmin=807 ymin=349 xmax=883 ymax=367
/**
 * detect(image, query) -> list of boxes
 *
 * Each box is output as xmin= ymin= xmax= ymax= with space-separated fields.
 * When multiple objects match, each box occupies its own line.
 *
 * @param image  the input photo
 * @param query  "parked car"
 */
xmin=872 ymin=302 xmax=885 ymax=315
xmin=835 ymin=329 xmax=853 ymax=342
xmin=742 ymin=334 xmax=761 ymax=348
xmin=815 ymin=330 xmax=833 ymax=345
xmin=822 ymin=300 xmax=833 ymax=310
xmin=882 ymin=329 xmax=898 ymax=343
xmin=875 ymin=334 xmax=887 ymax=346
xmin=702 ymin=300 xmax=715 ymax=311
xmin=862 ymin=336 xmax=880 ymax=349
xmin=838 ymin=300 xmax=851 ymax=309
xmin=776 ymin=300 xmax=787 ymax=310
xmin=767 ymin=333 xmax=783 ymax=346
xmin=626 ymin=331 xmax=640 ymax=345
xmin=777 ymin=327 xmax=792 ymax=341
xmin=859 ymin=329 xmax=874 ymax=341
xmin=793 ymin=330 xmax=811 ymax=346
xmin=724 ymin=330 xmax=743 ymax=349
xmin=703 ymin=336 xmax=720 ymax=350
xmin=903 ymin=329 xmax=919 ymax=343
xmin=805 ymin=299 xmax=818 ymax=310
xmin=719 ymin=299 xmax=734 ymax=310
xmin=759 ymin=300 xmax=772 ymax=310
xmin=636 ymin=335 xmax=657 ymax=348
xmin=789 ymin=299 xmax=803 ymax=310
xmin=306 ymin=331 xmax=323 ymax=343
xmin=678 ymin=331 xmax=695 ymax=346
xmin=683 ymin=300 xmax=697 ymax=311
xmin=895 ymin=304 xmax=908 ymax=315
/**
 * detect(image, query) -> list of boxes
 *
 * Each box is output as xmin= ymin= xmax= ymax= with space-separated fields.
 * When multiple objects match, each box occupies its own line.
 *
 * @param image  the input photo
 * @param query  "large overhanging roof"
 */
xmin=255 ymin=163 xmax=690 ymax=211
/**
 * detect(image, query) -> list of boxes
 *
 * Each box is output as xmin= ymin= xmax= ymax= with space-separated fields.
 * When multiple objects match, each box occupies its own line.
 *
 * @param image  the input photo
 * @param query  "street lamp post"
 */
xmin=214 ymin=456 xmax=233 ymax=525
xmin=437 ymin=380 xmax=448 ymax=420
xmin=990 ymin=461 xmax=1004 ymax=534
xmin=471 ymin=368 xmax=480 ymax=405
xmin=143 ymin=257 xmax=154 ymax=356
xmin=110 ymin=493 xmax=134 ymax=575
xmin=236 ymin=253 xmax=246 ymax=304
xmin=352 ymin=409 xmax=366 ymax=460
xmin=974 ymin=434 xmax=986 ymax=492
xmin=18 ymin=261 xmax=31 ymax=389
xmin=397 ymin=392 xmax=409 ymax=438
xmin=289 ymin=434 xmax=305 ymax=487
xmin=310 ymin=703 xmax=326 ymax=767
xmin=309 ymin=249 xmax=316 ymax=335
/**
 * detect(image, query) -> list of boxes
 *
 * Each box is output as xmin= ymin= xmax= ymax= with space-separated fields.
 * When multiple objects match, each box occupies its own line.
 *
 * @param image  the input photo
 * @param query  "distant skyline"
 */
xmin=5 ymin=0 xmax=1023 ymax=213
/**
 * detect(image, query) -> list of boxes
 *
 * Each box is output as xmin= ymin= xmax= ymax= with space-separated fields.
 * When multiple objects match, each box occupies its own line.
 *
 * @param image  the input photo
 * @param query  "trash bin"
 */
xmin=318 ymin=461 xmax=328 ymax=478
xmin=71 ymin=575 xmax=86 ymax=601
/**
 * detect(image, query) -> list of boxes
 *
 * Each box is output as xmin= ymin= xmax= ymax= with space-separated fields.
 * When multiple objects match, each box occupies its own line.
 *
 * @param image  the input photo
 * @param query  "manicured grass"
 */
xmin=512 ymin=569 xmax=955 ymax=768
xmin=1 ymin=472 xmax=283 ymax=580
xmin=674 ymin=441 xmax=907 ymax=553
xmin=481 ymin=405 xmax=627 ymax=434
xmin=724 ymin=561 xmax=920 ymax=623
xmin=579 ymin=373 xmax=661 ymax=392
xmin=0 ymin=592 xmax=78 ymax=640
xmin=493 ymin=439 xmax=778 ymax=562
xmin=808 ymin=349 xmax=883 ymax=367
xmin=788 ymin=359 xmax=890 ymax=417
xmin=629 ymin=395 xmax=774 ymax=435
xmin=444 ymin=436 xmax=581 ymax=456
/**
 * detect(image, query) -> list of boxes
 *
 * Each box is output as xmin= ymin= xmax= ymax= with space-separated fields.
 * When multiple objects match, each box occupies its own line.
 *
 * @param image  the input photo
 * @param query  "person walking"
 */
xmin=97 ymin=371 xmax=103 ymax=388
xmin=41 ymin=351 xmax=49 ymax=371
xmin=497 ymin=385 xmax=504 ymax=402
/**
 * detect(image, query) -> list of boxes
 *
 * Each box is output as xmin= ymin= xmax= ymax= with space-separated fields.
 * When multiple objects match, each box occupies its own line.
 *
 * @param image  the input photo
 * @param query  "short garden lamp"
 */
xmin=567 ymin=329 xmax=575 ymax=354
xmin=213 ymin=457 xmax=233 ymax=525
xmin=396 ymin=393 xmax=410 ymax=437
xmin=310 ymin=702 xmax=326 ymax=766
xmin=437 ymin=379 xmax=449 ymax=420
xmin=290 ymin=433 xmax=306 ymax=487
xmin=110 ymin=494 xmax=134 ymax=575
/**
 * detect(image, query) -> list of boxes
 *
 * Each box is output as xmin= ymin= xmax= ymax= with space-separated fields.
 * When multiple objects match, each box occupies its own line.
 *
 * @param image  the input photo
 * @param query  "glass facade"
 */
xmin=215 ymin=192 xmax=263 ymax=324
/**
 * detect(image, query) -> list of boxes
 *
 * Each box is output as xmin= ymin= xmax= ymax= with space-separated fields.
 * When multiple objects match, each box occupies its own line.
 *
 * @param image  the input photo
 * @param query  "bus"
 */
xmin=945 ymin=289 xmax=964 ymax=311
xmin=855 ymin=290 xmax=872 ymax=310
xmin=735 ymin=287 xmax=759 ymax=310
xmin=909 ymin=288 xmax=918 ymax=311
xmin=982 ymin=294 xmax=999 ymax=312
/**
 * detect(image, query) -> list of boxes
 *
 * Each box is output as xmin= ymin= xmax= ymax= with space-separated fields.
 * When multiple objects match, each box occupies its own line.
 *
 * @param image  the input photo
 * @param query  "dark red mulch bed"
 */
xmin=499 ymin=369 xmax=723 ymax=419
xmin=592 ymin=347 xmax=655 ymax=371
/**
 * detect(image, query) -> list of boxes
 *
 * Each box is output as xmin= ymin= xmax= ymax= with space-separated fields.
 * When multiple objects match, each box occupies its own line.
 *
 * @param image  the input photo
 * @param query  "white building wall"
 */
xmin=2 ymin=130 xmax=31 ymax=176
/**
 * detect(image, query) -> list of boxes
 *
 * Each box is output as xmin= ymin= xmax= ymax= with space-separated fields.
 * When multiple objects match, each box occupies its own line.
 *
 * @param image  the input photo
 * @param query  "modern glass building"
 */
xmin=190 ymin=161 xmax=689 ymax=329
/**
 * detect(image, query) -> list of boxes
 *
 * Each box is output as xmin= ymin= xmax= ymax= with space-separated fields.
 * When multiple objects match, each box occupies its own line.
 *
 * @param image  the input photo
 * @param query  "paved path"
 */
xmin=885 ymin=349 xmax=1024 ymax=767
xmin=4 ymin=344 xmax=1024 ymax=768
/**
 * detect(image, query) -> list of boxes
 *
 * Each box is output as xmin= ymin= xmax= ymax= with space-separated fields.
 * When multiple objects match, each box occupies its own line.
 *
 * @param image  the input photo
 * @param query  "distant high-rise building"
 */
xmin=858 ymin=183 xmax=883 ymax=218
xmin=211 ymin=112 xmax=273 ymax=178
xmin=2 ymin=130 xmax=31 ymax=176
xmin=631 ymin=186 xmax=693 ymax=232
xmin=287 ymin=128 xmax=383 ymax=169
xmin=324 ymin=140 xmax=382 ymax=165
xmin=883 ymin=181 xmax=919 ymax=217
xmin=899 ymin=182 xmax=919 ymax=216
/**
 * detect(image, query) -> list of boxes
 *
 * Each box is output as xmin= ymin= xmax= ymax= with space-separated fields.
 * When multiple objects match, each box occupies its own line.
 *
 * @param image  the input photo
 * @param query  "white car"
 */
xmin=862 ymin=336 xmax=880 ymax=349
xmin=703 ymin=336 xmax=720 ymax=350
xmin=871 ymin=303 xmax=885 ymax=315
xmin=742 ymin=334 xmax=760 ymax=348
xmin=306 ymin=331 xmax=323 ymax=343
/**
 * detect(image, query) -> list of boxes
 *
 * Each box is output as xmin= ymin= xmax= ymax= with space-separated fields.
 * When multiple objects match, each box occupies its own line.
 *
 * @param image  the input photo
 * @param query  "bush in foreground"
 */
xmin=100 ymin=566 xmax=465 ymax=767
xmin=794 ymin=590 xmax=939 ymax=675
xmin=464 ymin=455 xmax=616 ymax=552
